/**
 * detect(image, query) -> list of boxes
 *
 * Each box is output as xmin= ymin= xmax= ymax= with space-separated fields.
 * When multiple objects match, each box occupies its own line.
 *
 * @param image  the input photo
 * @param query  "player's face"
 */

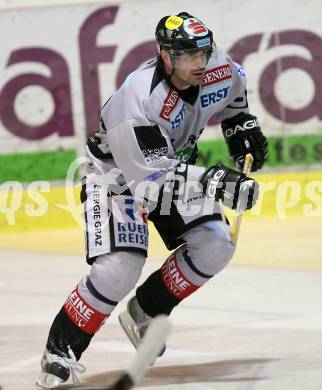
xmin=162 ymin=48 xmax=209 ymax=89
xmin=174 ymin=49 xmax=208 ymax=85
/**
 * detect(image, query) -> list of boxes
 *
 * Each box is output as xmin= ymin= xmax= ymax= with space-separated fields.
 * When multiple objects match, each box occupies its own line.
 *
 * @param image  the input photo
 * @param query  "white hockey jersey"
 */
xmin=88 ymin=47 xmax=249 ymax=196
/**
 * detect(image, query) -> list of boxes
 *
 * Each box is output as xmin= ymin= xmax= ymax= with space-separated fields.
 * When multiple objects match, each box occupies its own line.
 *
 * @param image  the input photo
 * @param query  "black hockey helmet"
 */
xmin=155 ymin=12 xmax=214 ymax=53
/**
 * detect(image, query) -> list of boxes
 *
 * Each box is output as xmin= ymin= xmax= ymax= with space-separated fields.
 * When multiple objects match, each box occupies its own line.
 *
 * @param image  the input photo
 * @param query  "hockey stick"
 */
xmin=230 ymin=153 xmax=254 ymax=246
xmin=62 ymin=315 xmax=170 ymax=390
xmin=110 ymin=315 xmax=170 ymax=389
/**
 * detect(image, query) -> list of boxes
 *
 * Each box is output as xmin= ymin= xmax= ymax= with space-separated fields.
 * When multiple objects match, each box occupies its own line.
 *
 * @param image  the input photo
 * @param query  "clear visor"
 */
xmin=169 ymin=45 xmax=214 ymax=70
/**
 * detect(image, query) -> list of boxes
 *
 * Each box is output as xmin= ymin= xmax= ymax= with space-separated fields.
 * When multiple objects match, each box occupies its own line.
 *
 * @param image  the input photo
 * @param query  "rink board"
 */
xmin=0 ymin=170 xmax=321 ymax=271
xmin=1 ymin=170 xmax=321 ymax=232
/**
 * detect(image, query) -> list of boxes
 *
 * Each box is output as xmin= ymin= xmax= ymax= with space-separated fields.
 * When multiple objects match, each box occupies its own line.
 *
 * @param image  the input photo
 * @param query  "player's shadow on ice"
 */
xmin=83 ymin=357 xmax=276 ymax=387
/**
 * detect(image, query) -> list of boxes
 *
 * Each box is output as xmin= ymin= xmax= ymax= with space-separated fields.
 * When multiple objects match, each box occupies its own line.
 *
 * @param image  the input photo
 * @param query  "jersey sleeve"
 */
xmin=215 ymin=59 xmax=250 ymax=122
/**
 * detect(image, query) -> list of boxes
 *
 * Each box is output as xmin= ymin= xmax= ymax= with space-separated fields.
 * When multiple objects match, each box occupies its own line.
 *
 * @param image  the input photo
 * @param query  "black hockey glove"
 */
xmin=221 ymin=112 xmax=268 ymax=172
xmin=200 ymin=163 xmax=259 ymax=211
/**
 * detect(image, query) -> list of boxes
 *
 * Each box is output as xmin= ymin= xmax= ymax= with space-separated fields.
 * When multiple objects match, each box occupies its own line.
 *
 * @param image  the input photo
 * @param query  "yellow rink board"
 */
xmin=0 ymin=216 xmax=321 ymax=271
xmin=0 ymin=170 xmax=321 ymax=271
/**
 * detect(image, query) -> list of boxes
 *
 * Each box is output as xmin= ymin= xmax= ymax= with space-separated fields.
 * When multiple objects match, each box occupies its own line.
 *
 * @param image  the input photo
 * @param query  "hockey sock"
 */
xmin=136 ymin=251 xmax=200 ymax=317
xmin=47 ymin=286 xmax=109 ymax=360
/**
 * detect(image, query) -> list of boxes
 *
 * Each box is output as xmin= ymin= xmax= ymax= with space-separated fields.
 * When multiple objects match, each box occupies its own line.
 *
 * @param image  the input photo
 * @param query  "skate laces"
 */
xmin=63 ymin=348 xmax=86 ymax=385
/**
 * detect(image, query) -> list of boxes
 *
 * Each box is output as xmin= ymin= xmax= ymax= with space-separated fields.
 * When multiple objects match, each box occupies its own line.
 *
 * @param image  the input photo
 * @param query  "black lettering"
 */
xmin=274 ymin=138 xmax=284 ymax=162
xmin=137 ymin=224 xmax=143 ymax=233
xmin=117 ymin=223 xmax=126 ymax=232
xmin=290 ymin=144 xmax=306 ymax=161
xmin=128 ymin=222 xmax=137 ymax=232
xmin=313 ymin=143 xmax=322 ymax=161
xmin=128 ymin=233 xmax=135 ymax=243
xmin=118 ymin=233 xmax=127 ymax=243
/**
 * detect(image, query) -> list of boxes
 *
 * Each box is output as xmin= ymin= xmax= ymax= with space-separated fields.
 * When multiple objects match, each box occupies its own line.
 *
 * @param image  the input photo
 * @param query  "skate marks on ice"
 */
xmin=81 ymin=358 xmax=272 ymax=388
xmin=82 ymin=327 xmax=322 ymax=388
xmin=1 ymin=323 xmax=322 ymax=389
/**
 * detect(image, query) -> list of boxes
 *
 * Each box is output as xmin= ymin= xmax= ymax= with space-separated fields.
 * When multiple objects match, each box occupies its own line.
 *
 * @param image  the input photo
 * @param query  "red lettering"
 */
xmin=63 ymin=287 xmax=108 ymax=334
xmin=161 ymin=254 xmax=199 ymax=299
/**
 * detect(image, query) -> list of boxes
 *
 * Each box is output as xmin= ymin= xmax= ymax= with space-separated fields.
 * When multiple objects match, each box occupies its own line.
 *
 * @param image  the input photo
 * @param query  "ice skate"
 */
xmin=118 ymin=296 xmax=166 ymax=359
xmin=36 ymin=347 xmax=85 ymax=389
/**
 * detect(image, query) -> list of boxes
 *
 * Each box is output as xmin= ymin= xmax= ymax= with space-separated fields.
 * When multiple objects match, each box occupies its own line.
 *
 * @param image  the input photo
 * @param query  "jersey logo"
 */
xmin=170 ymin=104 xmax=185 ymax=129
xmin=234 ymin=63 xmax=246 ymax=77
xmin=202 ymin=64 xmax=232 ymax=87
xmin=64 ymin=288 xmax=107 ymax=334
xmin=200 ymin=86 xmax=231 ymax=108
xmin=134 ymin=124 xmax=169 ymax=165
xmin=175 ymin=146 xmax=193 ymax=162
xmin=160 ymin=90 xmax=180 ymax=121
xmin=125 ymin=198 xmax=135 ymax=221
xmin=183 ymin=18 xmax=208 ymax=37
xmin=161 ymin=253 xmax=199 ymax=299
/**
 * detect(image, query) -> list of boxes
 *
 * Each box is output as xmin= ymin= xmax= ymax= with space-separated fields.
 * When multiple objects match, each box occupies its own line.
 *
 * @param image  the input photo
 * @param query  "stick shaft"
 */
xmin=110 ymin=315 xmax=171 ymax=390
xmin=231 ymin=153 xmax=254 ymax=245
xmin=127 ymin=315 xmax=170 ymax=384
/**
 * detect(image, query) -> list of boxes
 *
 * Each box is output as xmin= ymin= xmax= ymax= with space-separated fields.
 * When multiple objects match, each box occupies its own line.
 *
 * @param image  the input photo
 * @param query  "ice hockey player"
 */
xmin=37 ymin=11 xmax=268 ymax=388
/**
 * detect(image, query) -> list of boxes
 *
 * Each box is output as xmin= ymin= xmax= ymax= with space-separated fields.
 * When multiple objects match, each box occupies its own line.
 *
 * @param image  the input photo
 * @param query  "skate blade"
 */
xmin=59 ymin=385 xmax=107 ymax=389
xmin=118 ymin=310 xmax=140 ymax=349
xmin=118 ymin=311 xmax=165 ymax=366
xmin=36 ymin=372 xmax=63 ymax=389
